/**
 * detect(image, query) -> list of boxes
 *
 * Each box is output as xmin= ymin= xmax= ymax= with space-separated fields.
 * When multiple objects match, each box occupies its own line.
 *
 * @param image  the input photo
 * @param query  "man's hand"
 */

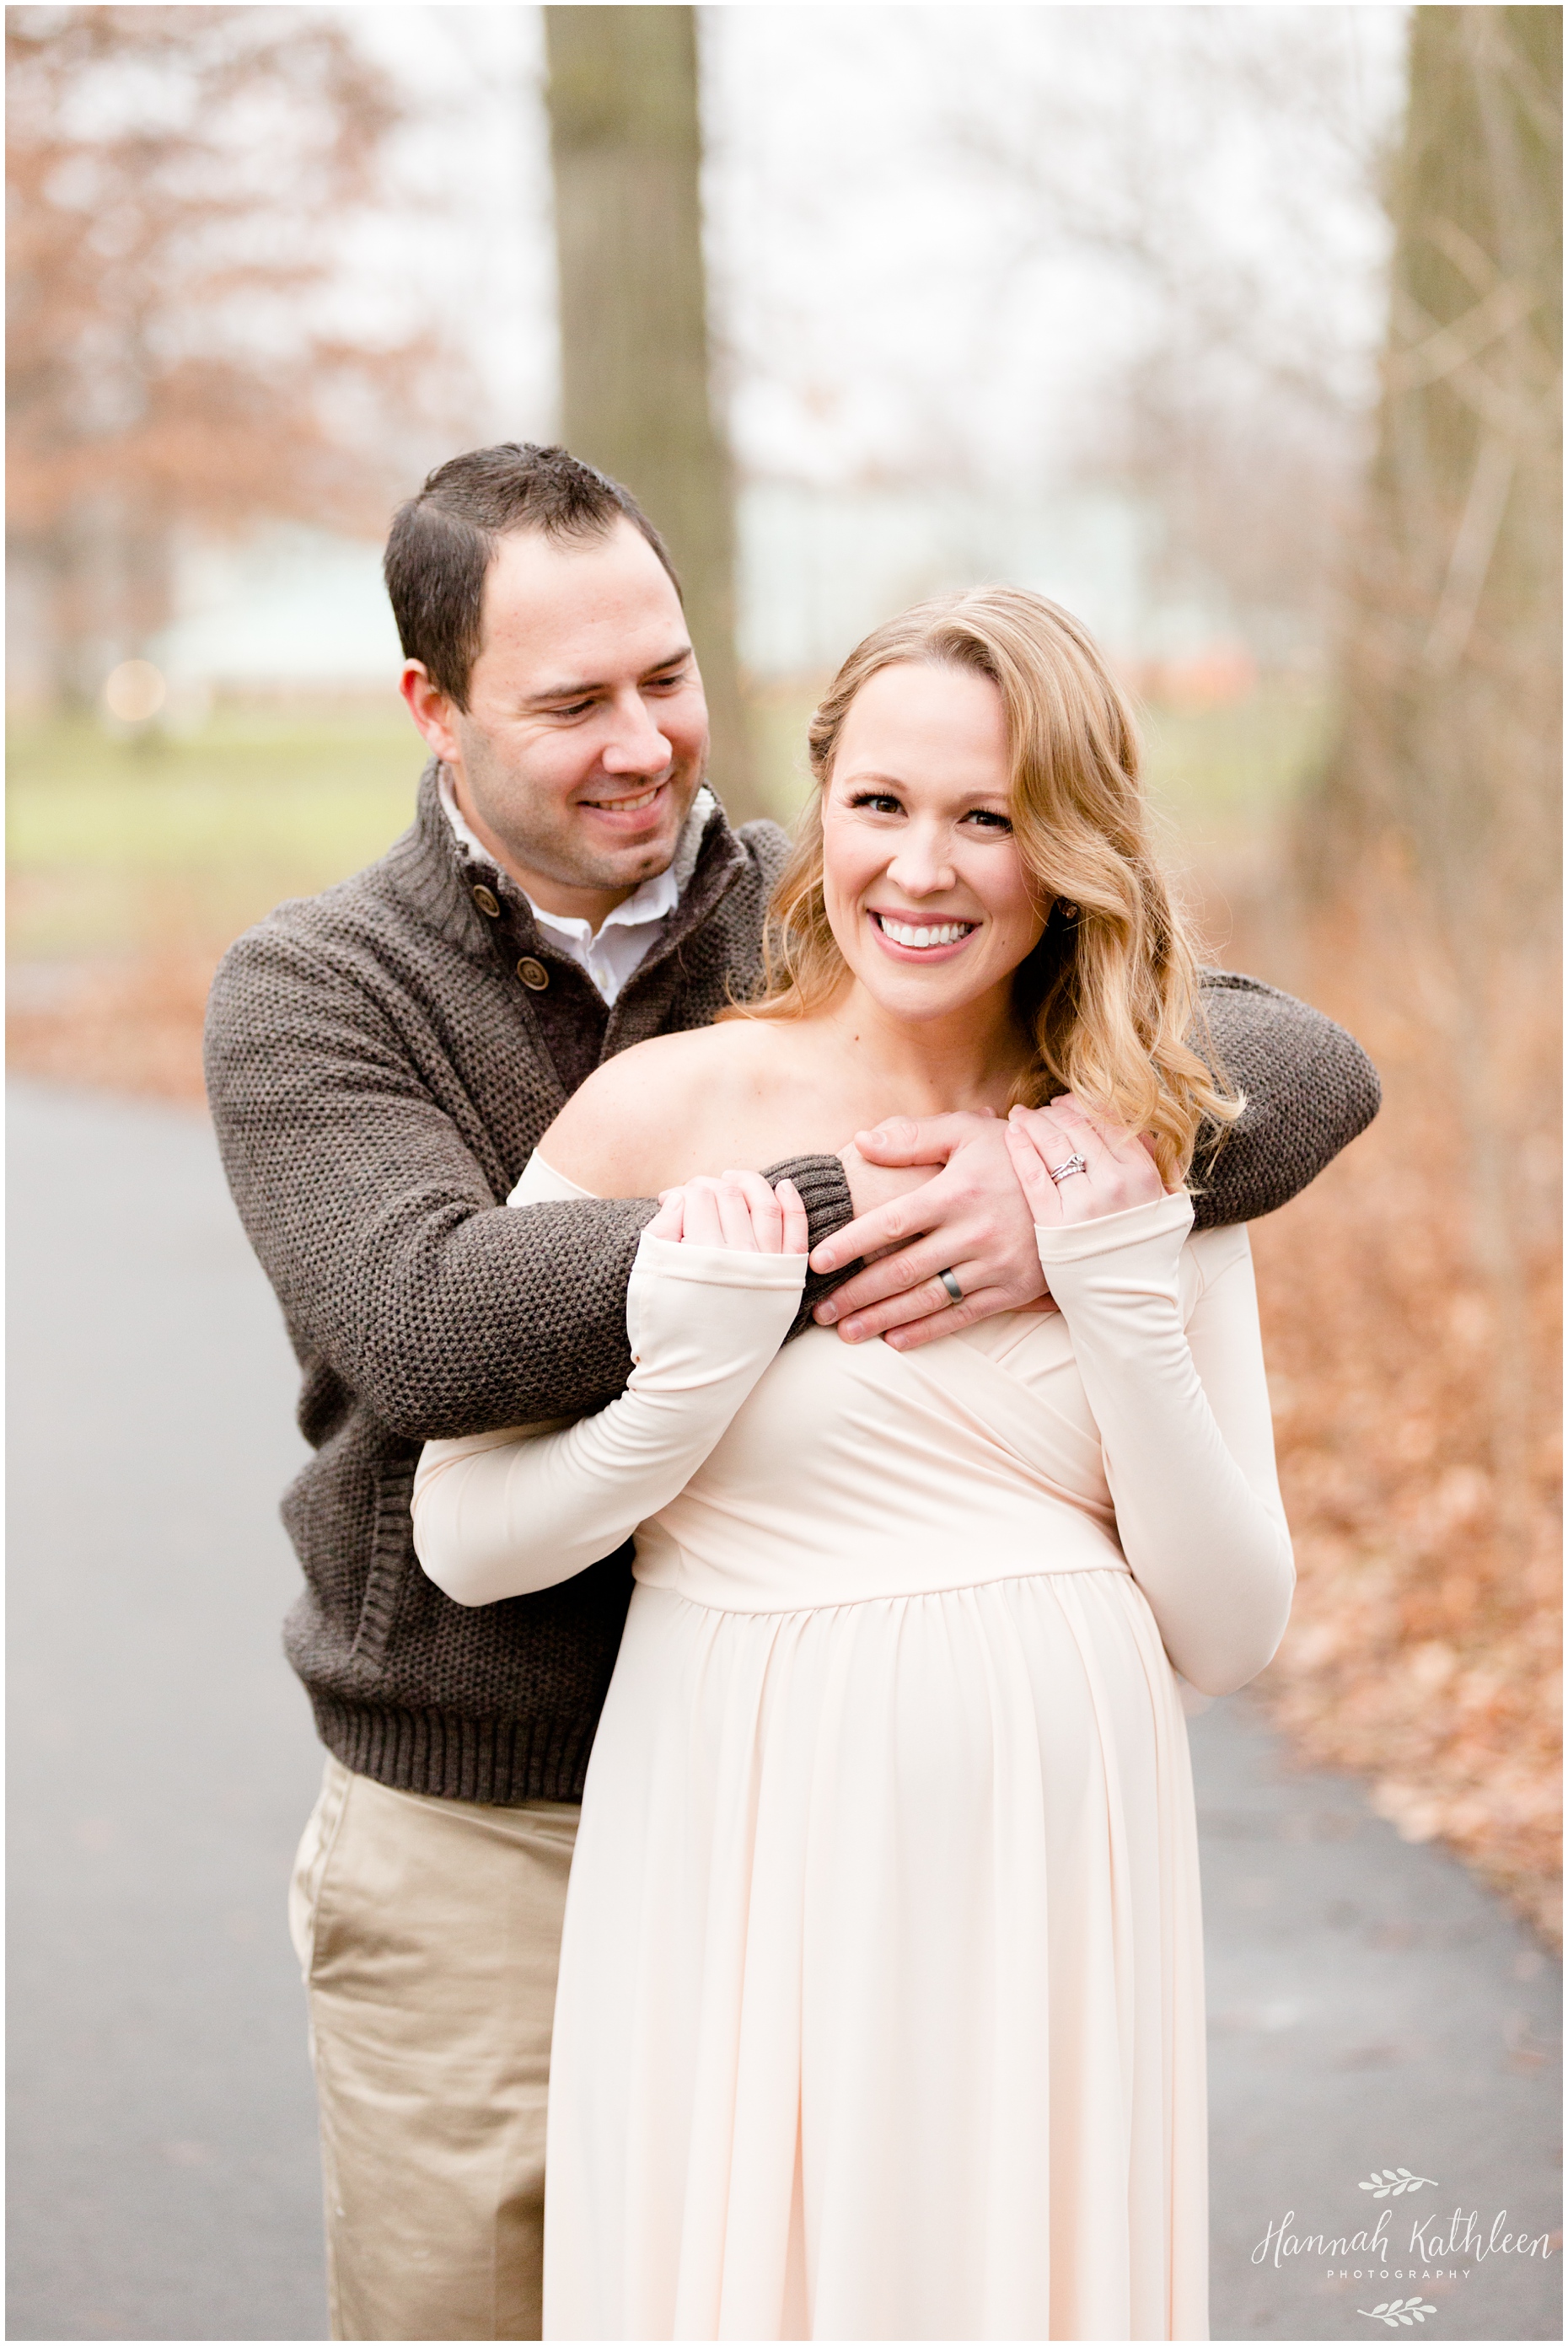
xmin=812 ymin=1112 xmax=1054 ymax=1350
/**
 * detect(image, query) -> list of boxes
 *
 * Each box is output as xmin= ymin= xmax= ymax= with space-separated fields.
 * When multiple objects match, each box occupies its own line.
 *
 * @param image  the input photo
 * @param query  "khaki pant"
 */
xmin=289 ymin=1756 xmax=580 ymax=2341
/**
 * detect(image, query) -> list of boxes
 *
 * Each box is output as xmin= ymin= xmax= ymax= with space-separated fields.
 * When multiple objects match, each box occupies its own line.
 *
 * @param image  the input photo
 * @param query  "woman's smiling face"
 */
xmin=820 ymin=659 xmax=1047 ymax=1024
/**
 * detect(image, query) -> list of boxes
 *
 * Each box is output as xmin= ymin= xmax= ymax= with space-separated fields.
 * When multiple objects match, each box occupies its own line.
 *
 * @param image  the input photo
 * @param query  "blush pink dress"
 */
xmin=413 ymin=1159 xmax=1294 ymax=2342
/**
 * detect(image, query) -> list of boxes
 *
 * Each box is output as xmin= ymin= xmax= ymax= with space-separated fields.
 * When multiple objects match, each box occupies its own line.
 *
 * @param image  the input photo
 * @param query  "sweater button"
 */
xmin=517 ymin=957 xmax=550 ymax=990
xmin=471 ymin=884 xmax=500 ymax=918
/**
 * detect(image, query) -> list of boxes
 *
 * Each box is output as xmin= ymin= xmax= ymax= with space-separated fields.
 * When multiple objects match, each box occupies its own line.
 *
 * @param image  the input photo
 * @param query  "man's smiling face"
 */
xmin=401 ymin=518 xmax=709 ymax=925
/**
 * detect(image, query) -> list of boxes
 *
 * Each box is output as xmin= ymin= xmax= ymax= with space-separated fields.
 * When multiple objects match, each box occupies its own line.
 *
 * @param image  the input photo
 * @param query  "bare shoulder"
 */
xmin=540 ymin=1019 xmax=787 ymax=1197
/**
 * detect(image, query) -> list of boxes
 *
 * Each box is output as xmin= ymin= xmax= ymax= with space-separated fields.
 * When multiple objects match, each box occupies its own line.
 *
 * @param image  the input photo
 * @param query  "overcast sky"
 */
xmin=140 ymin=4 xmax=1411 ymax=687
xmin=340 ymin=3 xmax=1409 ymax=492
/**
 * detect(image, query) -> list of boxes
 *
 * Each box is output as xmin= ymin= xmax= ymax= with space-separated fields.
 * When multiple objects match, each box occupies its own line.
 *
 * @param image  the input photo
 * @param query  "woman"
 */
xmin=411 ymin=587 xmax=1295 ymax=2342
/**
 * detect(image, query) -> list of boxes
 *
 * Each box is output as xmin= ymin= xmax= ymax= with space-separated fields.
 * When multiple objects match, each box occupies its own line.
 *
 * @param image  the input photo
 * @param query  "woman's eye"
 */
xmin=848 ymin=791 xmax=904 ymax=815
xmin=965 ymin=808 xmax=1014 ymax=832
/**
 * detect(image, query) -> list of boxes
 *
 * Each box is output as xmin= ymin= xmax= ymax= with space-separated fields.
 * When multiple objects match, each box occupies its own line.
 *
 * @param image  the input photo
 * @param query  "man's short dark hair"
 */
xmin=384 ymin=443 xmax=681 ymax=711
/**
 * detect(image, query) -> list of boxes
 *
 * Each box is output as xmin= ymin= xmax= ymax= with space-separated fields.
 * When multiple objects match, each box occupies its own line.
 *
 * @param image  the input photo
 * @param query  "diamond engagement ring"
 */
xmin=1047 ymin=1154 xmax=1088 ymax=1184
xmin=937 ymin=1268 xmax=964 ymax=1302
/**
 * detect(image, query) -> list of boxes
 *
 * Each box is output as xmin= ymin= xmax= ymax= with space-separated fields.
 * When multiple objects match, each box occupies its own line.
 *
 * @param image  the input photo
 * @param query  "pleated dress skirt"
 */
xmin=542 ymin=1557 xmax=1209 ymax=2341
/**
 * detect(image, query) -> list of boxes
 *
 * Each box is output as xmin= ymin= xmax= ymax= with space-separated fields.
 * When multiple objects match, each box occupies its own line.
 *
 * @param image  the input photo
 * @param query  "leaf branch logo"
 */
xmin=1359 ymin=2298 xmax=1438 ymax=2327
xmin=1359 ymin=2168 xmax=1439 ymax=2198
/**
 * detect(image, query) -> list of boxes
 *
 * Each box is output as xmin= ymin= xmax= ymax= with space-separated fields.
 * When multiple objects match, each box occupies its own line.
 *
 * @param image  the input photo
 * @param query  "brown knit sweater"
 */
xmin=205 ymin=762 xmax=1379 ymax=1804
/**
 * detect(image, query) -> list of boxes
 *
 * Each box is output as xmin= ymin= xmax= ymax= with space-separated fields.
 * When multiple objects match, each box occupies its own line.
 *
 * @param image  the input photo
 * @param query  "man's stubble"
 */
xmin=454 ymin=715 xmax=706 ymax=899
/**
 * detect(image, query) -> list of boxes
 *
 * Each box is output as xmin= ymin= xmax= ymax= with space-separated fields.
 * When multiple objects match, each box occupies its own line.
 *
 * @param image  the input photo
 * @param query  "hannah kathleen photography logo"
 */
xmin=1249 ymin=2162 xmax=1557 ymax=2325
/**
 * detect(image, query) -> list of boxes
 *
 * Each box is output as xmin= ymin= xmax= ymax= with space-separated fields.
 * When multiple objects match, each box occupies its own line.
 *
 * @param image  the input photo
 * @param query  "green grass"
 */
xmin=8 ymin=709 xmax=421 ymax=867
xmin=7 ymin=683 xmax=1331 ymax=964
xmin=7 ymin=709 xmax=426 ymax=959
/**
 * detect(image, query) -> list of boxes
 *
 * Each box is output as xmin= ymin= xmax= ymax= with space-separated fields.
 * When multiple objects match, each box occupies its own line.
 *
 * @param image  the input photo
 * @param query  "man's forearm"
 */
xmin=1191 ymin=970 xmax=1380 ymax=1228
xmin=206 ymin=921 xmax=858 ymax=1440
xmin=223 ymin=1137 xmax=853 ymax=1441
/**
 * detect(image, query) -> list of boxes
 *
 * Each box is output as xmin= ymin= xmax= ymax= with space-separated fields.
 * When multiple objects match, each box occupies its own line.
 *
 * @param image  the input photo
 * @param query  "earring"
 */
xmin=1057 ymin=900 xmax=1079 ymax=922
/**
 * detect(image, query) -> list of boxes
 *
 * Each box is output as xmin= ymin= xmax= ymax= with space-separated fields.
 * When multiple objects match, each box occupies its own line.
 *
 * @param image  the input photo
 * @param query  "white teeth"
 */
xmin=588 ymin=785 xmax=661 ymax=812
xmin=877 ymin=915 xmax=975 ymax=949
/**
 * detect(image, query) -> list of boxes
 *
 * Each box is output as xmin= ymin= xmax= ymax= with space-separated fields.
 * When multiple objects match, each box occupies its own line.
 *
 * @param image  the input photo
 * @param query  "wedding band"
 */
xmin=937 ymin=1268 xmax=964 ymax=1302
xmin=1048 ymin=1154 xmax=1088 ymax=1184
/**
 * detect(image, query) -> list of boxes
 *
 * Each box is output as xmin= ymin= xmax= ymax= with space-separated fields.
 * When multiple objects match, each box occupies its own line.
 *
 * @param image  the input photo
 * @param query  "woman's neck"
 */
xmin=808 ymin=978 xmax=1032 ymax=1121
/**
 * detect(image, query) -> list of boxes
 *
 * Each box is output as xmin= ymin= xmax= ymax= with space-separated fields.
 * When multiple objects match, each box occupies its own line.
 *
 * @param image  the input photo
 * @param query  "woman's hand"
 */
xmin=1005 ymin=1094 xmax=1166 ymax=1227
xmin=645 ymin=1170 xmax=808 ymax=1254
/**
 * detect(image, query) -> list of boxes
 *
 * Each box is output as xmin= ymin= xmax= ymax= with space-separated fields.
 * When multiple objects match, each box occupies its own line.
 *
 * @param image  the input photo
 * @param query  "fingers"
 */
xmin=877 ymin=1284 xmax=1015 ymax=1351
xmin=644 ymin=1189 xmax=685 ymax=1241
xmin=826 ymin=1271 xmax=984 ymax=1345
xmin=817 ymin=1119 xmax=1046 ymax=1326
xmin=679 ymin=1181 xmax=728 ymax=1247
xmin=1003 ymin=1113 xmax=1066 ymax=1224
xmin=776 ymin=1177 xmax=808 ymax=1257
xmin=1055 ymin=1093 xmax=1163 ymax=1183
xmin=1053 ymin=1090 xmax=1139 ymax=1163
xmin=836 ymin=1272 xmax=1062 ymax=1350
xmin=811 ymin=1187 xmax=938 ymax=1277
xmin=1006 ymin=1100 xmax=1109 ymax=1227
xmin=1007 ymin=1096 xmax=1163 ymax=1222
xmin=1052 ymin=1093 xmax=1165 ymax=1204
xmin=676 ymin=1170 xmax=809 ymax=1254
xmin=850 ymin=1108 xmax=996 ymax=1166
xmin=681 ymin=1173 xmax=762 ymax=1251
xmin=814 ymin=1243 xmax=972 ymax=1327
xmin=719 ymin=1168 xmax=785 ymax=1251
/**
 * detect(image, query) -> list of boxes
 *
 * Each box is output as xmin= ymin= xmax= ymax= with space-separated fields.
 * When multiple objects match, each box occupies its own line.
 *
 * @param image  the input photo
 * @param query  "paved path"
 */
xmin=7 ymin=1081 xmax=1560 ymax=2342
xmin=1189 ymin=1692 xmax=1560 ymax=2338
xmin=8 ymin=1082 xmax=325 ymax=2343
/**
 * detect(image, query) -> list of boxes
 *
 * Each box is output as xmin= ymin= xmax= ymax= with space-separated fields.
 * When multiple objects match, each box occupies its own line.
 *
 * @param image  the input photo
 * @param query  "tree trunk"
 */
xmin=1319 ymin=5 xmax=1561 ymax=926
xmin=1309 ymin=5 xmax=1561 ymax=1485
xmin=543 ymin=5 xmax=759 ymax=822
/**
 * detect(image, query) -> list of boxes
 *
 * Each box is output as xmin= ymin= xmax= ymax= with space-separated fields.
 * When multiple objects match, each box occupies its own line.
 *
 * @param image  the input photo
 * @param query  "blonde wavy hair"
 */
xmin=730 ymin=585 xmax=1241 ymax=1188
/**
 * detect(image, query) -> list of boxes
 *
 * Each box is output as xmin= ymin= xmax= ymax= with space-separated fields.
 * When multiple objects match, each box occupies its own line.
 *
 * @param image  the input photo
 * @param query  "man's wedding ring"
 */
xmin=937 ymin=1268 xmax=964 ymax=1303
xmin=1048 ymin=1153 xmax=1088 ymax=1185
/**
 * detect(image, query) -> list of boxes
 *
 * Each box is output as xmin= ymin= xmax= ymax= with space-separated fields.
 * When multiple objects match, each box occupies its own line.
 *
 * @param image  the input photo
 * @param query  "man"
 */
xmin=206 ymin=443 xmax=1378 ymax=2342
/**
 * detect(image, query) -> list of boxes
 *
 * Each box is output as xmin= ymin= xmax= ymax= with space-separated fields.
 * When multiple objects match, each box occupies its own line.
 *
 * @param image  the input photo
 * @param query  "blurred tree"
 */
xmin=1313 ymin=3 xmax=1560 ymax=1470
xmin=543 ymin=4 xmax=758 ymax=819
xmin=947 ymin=8 xmax=1403 ymax=664
xmin=1319 ymin=4 xmax=1561 ymax=927
xmin=6 ymin=4 xmax=451 ymax=706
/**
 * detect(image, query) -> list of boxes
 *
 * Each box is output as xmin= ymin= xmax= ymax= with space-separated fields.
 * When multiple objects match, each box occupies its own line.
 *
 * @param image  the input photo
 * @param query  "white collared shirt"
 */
xmin=438 ymin=769 xmax=715 ymax=1007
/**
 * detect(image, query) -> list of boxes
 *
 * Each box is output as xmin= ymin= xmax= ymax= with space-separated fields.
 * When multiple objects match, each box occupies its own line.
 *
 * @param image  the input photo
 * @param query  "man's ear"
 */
xmin=400 ymin=662 xmax=463 ymax=765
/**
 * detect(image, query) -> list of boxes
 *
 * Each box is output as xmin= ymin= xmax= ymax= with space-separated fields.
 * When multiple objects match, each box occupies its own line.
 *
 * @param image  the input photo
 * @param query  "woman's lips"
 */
xmin=868 ymin=909 xmax=979 ymax=963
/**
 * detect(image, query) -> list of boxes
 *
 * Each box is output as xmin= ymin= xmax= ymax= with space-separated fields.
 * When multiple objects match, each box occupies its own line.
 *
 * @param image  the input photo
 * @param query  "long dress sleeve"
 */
xmin=411 ymin=1175 xmax=808 ymax=1605
xmin=1035 ymin=1189 xmax=1294 ymax=1698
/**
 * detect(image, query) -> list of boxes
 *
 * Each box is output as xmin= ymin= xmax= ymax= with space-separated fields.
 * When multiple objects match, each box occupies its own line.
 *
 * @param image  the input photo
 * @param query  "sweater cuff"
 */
xmin=763 ymin=1153 xmax=858 ymax=1341
xmin=762 ymin=1152 xmax=854 ymax=1248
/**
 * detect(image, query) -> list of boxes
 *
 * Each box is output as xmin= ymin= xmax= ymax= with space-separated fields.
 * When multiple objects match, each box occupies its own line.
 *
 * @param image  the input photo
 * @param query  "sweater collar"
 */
xmin=386 ymin=759 xmax=751 ymax=980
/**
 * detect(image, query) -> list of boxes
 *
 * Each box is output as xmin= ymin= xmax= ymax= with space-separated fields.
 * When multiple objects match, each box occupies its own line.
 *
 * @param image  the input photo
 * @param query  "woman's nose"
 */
xmin=887 ymin=825 xmax=957 ymax=898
